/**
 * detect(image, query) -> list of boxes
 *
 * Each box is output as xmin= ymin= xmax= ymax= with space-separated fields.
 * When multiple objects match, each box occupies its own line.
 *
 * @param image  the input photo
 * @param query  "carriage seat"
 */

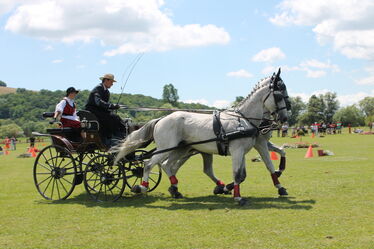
xmin=77 ymin=110 xmax=100 ymax=131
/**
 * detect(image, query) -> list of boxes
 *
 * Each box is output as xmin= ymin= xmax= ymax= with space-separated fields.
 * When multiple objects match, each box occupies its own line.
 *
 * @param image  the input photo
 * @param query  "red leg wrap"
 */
xmin=271 ymin=173 xmax=280 ymax=185
xmin=234 ymin=184 xmax=240 ymax=197
xmin=141 ymin=181 xmax=149 ymax=188
xmin=216 ymin=180 xmax=225 ymax=186
xmin=169 ymin=175 xmax=178 ymax=185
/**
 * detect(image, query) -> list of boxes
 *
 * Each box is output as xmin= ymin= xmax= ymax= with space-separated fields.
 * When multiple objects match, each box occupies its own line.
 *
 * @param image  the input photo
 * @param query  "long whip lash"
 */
xmin=116 ymin=53 xmax=144 ymax=105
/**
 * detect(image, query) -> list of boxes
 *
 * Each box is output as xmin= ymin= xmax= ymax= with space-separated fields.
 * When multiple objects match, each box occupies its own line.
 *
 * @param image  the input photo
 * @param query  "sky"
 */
xmin=0 ymin=0 xmax=374 ymax=108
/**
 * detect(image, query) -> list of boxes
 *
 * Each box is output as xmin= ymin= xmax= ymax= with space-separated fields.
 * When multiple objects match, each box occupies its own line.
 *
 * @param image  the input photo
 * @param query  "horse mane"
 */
xmin=231 ymin=76 xmax=272 ymax=109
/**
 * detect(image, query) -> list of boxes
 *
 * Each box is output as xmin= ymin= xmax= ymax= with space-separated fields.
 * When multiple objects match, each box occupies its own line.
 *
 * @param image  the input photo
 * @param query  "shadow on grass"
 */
xmin=35 ymin=192 xmax=316 ymax=211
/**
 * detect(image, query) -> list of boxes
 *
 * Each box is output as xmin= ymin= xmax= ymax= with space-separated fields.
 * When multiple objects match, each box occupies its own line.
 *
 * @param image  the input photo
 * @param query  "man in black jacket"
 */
xmin=85 ymin=73 xmax=126 ymax=146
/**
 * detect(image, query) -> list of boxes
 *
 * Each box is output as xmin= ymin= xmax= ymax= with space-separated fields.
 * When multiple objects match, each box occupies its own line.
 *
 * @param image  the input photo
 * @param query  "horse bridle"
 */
xmin=263 ymin=89 xmax=288 ymax=115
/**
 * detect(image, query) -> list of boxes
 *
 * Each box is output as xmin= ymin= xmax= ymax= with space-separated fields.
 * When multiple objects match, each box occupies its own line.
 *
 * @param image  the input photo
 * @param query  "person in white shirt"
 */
xmin=53 ymin=87 xmax=81 ymax=128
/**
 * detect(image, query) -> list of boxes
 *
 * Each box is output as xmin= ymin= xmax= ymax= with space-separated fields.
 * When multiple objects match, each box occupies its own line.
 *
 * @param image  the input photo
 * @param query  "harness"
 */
xmin=138 ymin=78 xmax=288 ymax=159
xmin=213 ymin=111 xmax=229 ymax=155
xmin=213 ymin=111 xmax=259 ymax=156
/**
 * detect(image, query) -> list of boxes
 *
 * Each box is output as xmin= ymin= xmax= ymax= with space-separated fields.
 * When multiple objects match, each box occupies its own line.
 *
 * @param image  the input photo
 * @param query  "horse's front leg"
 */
xmin=255 ymin=141 xmax=288 ymax=196
xmin=267 ymin=141 xmax=286 ymax=177
xmin=230 ymin=151 xmax=248 ymax=206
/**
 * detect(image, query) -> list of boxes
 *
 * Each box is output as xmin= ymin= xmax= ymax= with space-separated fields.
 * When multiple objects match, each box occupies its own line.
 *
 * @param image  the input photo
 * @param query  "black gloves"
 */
xmin=49 ymin=118 xmax=56 ymax=125
xmin=109 ymin=104 xmax=121 ymax=110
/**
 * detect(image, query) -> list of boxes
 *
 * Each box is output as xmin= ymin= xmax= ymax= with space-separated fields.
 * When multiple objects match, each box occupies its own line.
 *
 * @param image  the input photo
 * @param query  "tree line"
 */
xmin=235 ymin=92 xmax=374 ymax=127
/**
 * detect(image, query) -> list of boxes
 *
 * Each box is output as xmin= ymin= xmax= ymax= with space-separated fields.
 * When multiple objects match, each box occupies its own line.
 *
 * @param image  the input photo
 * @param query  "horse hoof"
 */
xmin=132 ymin=185 xmax=147 ymax=194
xmin=213 ymin=185 xmax=225 ymax=195
xmin=131 ymin=185 xmax=142 ymax=193
xmin=275 ymin=170 xmax=282 ymax=178
xmin=237 ymin=198 xmax=247 ymax=206
xmin=278 ymin=187 xmax=288 ymax=196
xmin=168 ymin=186 xmax=183 ymax=199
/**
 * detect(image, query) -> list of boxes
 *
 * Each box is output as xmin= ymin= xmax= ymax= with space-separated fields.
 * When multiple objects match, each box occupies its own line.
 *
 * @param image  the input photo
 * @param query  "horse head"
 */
xmin=264 ymin=68 xmax=290 ymax=123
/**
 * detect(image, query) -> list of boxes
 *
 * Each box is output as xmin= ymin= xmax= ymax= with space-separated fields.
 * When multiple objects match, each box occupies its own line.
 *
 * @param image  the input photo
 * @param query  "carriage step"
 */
xmin=74 ymin=173 xmax=83 ymax=185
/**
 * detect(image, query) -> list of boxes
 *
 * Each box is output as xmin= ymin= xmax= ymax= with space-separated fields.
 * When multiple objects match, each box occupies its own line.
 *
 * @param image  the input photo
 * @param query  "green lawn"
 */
xmin=1 ymin=130 xmax=373 ymax=249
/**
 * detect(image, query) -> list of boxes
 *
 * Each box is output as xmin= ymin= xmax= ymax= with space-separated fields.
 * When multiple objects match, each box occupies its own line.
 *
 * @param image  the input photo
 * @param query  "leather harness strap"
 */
xmin=213 ymin=111 xmax=229 ymax=156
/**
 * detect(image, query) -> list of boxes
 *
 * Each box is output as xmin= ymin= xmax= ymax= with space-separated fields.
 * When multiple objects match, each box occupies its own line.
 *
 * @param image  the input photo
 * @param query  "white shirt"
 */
xmin=55 ymin=97 xmax=80 ymax=121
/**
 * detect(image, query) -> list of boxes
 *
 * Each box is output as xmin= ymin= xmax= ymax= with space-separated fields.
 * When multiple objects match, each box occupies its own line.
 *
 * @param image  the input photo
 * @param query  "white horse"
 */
xmin=115 ymin=69 xmax=288 ymax=205
xmin=151 ymin=113 xmax=289 ymax=198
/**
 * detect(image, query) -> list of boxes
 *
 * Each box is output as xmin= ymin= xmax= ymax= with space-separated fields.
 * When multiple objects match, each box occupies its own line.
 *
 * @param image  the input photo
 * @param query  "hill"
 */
xmin=0 ymin=86 xmax=17 ymax=95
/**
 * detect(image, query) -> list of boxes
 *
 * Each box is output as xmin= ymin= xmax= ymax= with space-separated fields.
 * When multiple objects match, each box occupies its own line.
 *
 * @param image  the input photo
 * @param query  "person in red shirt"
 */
xmin=4 ymin=137 xmax=10 ymax=150
xmin=53 ymin=87 xmax=81 ymax=128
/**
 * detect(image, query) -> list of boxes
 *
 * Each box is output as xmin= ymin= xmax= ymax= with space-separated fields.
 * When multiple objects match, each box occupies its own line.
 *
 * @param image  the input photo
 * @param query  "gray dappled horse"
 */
xmin=115 ymin=69 xmax=289 ymax=205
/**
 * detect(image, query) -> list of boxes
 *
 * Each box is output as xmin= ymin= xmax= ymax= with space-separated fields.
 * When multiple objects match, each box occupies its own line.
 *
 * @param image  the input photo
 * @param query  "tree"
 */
xmin=288 ymin=96 xmax=306 ymax=126
xmin=0 ymin=80 xmax=6 ymax=87
xmin=333 ymin=105 xmax=365 ymax=126
xmin=322 ymin=92 xmax=339 ymax=123
xmin=20 ymin=121 xmax=47 ymax=137
xmin=359 ymin=97 xmax=374 ymax=117
xmin=298 ymin=95 xmax=325 ymax=125
xmin=0 ymin=123 xmax=23 ymax=138
xmin=232 ymin=96 xmax=244 ymax=107
xmin=162 ymin=84 xmax=179 ymax=106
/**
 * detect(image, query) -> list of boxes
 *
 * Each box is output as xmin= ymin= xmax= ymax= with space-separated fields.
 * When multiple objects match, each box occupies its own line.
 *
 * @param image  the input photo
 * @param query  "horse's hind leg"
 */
xmin=132 ymin=153 xmax=167 ymax=194
xmin=162 ymin=148 xmax=193 ymax=198
xmin=200 ymin=153 xmax=230 ymax=195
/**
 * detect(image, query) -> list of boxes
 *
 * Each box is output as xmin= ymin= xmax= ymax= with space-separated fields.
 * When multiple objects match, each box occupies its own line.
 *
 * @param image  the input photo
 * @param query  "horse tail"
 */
xmin=113 ymin=118 xmax=161 ymax=164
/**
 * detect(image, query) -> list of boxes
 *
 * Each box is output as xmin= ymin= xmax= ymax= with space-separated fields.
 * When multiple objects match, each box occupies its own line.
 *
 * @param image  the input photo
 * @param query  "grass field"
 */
xmin=0 ymin=130 xmax=373 ymax=249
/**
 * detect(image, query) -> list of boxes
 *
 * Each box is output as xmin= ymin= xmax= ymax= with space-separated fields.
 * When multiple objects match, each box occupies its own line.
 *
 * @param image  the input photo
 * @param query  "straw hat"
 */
xmin=99 ymin=73 xmax=117 ymax=82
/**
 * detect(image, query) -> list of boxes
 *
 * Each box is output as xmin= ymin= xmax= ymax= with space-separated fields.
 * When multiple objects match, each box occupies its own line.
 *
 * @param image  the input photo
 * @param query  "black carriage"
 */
xmin=32 ymin=110 xmax=161 ymax=202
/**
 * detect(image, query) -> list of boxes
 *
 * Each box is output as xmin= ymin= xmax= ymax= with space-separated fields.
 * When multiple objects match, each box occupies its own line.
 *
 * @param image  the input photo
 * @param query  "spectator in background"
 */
xmin=10 ymin=136 xmax=17 ymax=150
xmin=30 ymin=136 xmax=35 ymax=148
xmin=281 ymin=123 xmax=288 ymax=137
xmin=4 ymin=137 xmax=10 ymax=150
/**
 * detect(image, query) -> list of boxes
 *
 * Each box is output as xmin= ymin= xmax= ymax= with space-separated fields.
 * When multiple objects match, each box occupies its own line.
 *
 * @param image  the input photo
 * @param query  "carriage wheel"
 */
xmin=83 ymin=154 xmax=125 ymax=202
xmin=33 ymin=145 xmax=77 ymax=200
xmin=123 ymin=150 xmax=162 ymax=192
xmin=75 ymin=151 xmax=102 ymax=185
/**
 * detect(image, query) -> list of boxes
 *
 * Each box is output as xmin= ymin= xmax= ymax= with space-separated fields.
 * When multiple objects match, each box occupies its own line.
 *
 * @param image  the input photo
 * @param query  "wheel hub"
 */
xmin=101 ymin=173 xmax=114 ymax=185
xmin=51 ymin=168 xmax=66 ymax=179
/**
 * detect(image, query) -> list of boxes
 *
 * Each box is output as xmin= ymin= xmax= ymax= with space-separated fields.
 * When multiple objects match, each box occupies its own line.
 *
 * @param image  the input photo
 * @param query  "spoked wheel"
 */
xmin=33 ymin=145 xmax=77 ymax=200
xmin=84 ymin=154 xmax=125 ymax=202
xmin=124 ymin=150 xmax=162 ymax=192
xmin=76 ymin=151 xmax=102 ymax=185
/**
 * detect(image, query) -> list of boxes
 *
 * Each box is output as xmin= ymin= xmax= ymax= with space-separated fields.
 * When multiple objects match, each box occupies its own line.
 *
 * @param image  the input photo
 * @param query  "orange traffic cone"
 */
xmin=270 ymin=151 xmax=279 ymax=160
xmin=31 ymin=149 xmax=37 ymax=157
xmin=28 ymin=147 xmax=32 ymax=153
xmin=304 ymin=145 xmax=314 ymax=158
xmin=311 ymin=133 xmax=315 ymax=138
xmin=5 ymin=150 xmax=9 ymax=155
